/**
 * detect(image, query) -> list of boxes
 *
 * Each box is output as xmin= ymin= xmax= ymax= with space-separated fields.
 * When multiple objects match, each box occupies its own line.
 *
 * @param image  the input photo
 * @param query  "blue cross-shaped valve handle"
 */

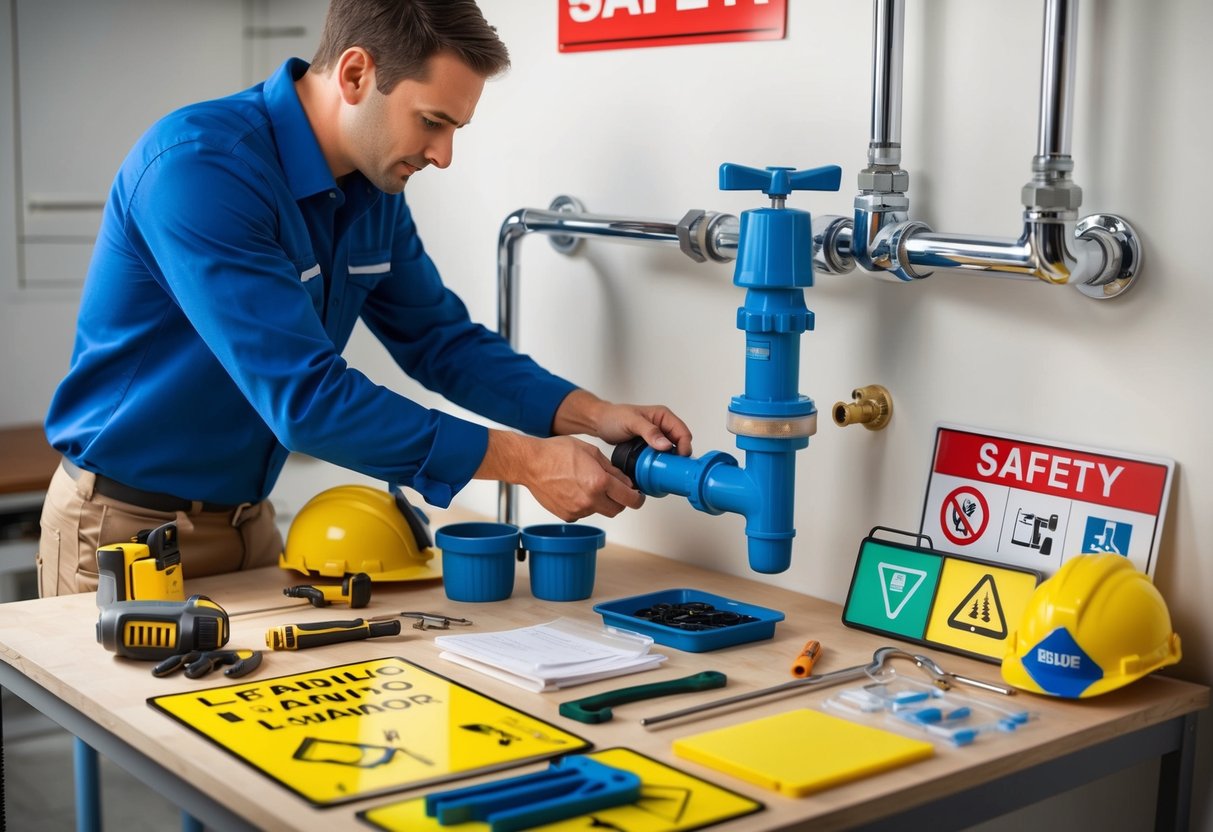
xmin=719 ymin=163 xmax=842 ymax=199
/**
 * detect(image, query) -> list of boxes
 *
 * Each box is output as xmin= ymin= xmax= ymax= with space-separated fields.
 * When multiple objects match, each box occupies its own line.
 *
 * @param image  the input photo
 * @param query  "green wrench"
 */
xmin=559 ymin=671 xmax=728 ymax=724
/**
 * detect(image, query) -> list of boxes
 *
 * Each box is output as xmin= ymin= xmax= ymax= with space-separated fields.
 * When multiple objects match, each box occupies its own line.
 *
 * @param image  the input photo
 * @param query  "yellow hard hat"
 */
xmin=1001 ymin=554 xmax=1180 ymax=698
xmin=279 ymin=485 xmax=442 ymax=581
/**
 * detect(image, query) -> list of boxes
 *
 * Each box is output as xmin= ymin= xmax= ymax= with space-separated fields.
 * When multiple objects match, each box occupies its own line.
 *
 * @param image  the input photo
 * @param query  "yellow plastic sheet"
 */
xmin=673 ymin=709 xmax=933 ymax=797
xmin=149 ymin=657 xmax=589 ymax=806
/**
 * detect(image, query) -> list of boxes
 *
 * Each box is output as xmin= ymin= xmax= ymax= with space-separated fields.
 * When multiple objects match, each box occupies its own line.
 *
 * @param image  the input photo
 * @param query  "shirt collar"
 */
xmin=263 ymin=58 xmax=339 ymax=201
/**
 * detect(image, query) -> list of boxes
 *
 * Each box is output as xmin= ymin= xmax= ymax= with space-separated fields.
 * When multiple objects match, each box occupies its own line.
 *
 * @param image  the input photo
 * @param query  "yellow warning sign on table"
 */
xmin=924 ymin=558 xmax=1040 ymax=660
xmin=843 ymin=528 xmax=1043 ymax=663
xmin=358 ymin=748 xmax=763 ymax=832
xmin=149 ymin=657 xmax=590 ymax=806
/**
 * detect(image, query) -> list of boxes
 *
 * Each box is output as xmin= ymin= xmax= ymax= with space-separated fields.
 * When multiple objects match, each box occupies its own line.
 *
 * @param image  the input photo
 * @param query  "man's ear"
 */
xmin=336 ymin=47 xmax=376 ymax=105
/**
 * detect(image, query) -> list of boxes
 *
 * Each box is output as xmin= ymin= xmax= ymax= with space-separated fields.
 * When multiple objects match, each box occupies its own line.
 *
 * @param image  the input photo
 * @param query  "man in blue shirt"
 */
xmin=38 ymin=0 xmax=691 ymax=596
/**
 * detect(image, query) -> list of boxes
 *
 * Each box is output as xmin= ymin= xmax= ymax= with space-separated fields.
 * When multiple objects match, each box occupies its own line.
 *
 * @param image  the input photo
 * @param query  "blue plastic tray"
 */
xmin=593 ymin=588 xmax=784 ymax=653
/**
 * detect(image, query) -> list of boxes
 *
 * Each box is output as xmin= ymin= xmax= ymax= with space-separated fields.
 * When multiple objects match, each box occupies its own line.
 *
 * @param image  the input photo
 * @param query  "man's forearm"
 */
xmin=550 ymin=389 xmax=606 ymax=437
xmin=474 ymin=429 xmax=534 ymax=483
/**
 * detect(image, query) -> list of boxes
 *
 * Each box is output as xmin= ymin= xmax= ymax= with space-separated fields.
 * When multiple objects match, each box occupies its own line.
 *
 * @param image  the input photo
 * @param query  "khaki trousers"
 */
xmin=38 ymin=464 xmax=283 ymax=597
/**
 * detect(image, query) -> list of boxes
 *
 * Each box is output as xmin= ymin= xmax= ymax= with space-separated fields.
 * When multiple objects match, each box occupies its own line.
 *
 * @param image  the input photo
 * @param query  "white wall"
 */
xmin=2 ymin=1 xmax=1208 ymax=828
xmin=400 ymin=1 xmax=1213 ymax=827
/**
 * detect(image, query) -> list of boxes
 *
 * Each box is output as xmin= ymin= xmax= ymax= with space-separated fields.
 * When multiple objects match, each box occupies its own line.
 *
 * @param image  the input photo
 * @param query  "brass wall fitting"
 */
xmin=833 ymin=385 xmax=893 ymax=431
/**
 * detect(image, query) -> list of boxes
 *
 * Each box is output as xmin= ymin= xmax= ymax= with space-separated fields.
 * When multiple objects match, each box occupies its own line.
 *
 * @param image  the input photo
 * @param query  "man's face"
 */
xmin=343 ymin=51 xmax=485 ymax=194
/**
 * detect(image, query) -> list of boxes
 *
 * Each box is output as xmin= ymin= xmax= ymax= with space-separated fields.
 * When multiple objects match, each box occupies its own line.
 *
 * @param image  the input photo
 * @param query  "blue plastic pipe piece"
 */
xmin=625 ymin=439 xmax=803 ymax=573
xmin=424 ymin=755 xmax=641 ymax=832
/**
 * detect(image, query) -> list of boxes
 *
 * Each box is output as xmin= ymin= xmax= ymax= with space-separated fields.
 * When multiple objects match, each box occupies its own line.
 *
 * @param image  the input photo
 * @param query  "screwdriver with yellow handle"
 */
xmin=266 ymin=617 xmax=401 ymax=651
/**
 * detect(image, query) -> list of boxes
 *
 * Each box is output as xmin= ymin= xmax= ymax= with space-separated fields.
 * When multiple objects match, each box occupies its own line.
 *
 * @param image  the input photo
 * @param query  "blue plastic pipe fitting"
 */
xmin=613 ymin=163 xmax=840 ymax=573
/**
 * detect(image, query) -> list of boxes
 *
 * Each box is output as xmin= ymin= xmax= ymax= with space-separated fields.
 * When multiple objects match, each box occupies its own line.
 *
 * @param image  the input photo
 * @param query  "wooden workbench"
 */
xmin=0 ymin=510 xmax=1206 ymax=831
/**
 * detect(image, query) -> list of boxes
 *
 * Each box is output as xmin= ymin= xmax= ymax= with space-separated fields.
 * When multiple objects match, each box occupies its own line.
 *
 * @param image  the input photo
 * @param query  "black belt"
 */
xmin=61 ymin=459 xmax=238 ymax=514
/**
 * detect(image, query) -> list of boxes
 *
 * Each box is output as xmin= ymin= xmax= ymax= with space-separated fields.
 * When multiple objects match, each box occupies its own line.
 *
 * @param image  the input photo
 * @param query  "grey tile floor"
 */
xmin=2 ymin=694 xmax=182 ymax=831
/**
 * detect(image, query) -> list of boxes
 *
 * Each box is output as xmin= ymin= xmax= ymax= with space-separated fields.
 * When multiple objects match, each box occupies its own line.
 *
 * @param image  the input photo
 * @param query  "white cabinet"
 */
xmin=8 ymin=0 xmax=327 ymax=290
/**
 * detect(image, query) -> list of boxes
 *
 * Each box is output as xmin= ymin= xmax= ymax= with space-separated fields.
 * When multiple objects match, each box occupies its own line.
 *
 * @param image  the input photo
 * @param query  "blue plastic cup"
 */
xmin=435 ymin=522 xmax=520 ymax=602
xmin=521 ymin=524 xmax=606 ymax=602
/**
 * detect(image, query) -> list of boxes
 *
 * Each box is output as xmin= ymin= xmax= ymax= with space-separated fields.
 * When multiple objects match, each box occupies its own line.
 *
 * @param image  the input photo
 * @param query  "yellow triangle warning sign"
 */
xmin=947 ymin=573 xmax=1007 ymax=639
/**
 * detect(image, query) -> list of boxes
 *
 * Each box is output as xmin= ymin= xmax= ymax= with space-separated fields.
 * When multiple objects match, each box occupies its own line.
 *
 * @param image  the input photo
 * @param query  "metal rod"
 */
xmin=640 ymin=652 xmax=890 ymax=728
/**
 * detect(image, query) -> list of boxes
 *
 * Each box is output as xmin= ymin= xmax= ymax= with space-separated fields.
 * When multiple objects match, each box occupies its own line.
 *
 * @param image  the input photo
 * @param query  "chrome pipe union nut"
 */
xmin=676 ymin=209 xmax=708 ymax=263
xmin=1021 ymin=180 xmax=1083 ymax=212
xmin=857 ymin=167 xmax=909 ymax=194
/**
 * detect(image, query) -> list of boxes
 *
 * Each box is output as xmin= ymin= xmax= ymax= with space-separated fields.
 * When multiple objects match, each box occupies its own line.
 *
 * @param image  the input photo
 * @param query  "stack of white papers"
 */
xmin=435 ymin=617 xmax=668 ymax=693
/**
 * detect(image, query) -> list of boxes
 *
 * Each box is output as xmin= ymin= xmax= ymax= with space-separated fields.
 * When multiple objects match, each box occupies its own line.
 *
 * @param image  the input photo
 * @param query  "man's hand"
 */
xmin=474 ymin=389 xmax=693 ymax=522
xmin=552 ymin=390 xmax=693 ymax=457
xmin=476 ymin=431 xmax=644 ymax=522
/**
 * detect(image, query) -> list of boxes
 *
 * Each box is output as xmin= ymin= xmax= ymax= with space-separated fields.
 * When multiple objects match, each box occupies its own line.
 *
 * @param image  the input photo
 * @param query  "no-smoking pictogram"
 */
xmin=940 ymin=486 xmax=989 ymax=546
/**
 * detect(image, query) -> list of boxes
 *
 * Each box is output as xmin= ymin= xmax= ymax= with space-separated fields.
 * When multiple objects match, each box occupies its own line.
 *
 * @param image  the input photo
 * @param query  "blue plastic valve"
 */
xmin=613 ymin=161 xmax=844 ymax=574
xmin=719 ymin=164 xmax=842 ymax=199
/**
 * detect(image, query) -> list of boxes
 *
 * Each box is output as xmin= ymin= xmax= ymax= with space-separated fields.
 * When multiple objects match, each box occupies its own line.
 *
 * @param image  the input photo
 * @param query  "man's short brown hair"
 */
xmin=311 ymin=0 xmax=510 ymax=92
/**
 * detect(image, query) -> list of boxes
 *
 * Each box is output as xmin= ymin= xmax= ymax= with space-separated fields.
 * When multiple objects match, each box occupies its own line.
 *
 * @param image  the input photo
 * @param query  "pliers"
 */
xmin=152 ymin=648 xmax=263 ymax=679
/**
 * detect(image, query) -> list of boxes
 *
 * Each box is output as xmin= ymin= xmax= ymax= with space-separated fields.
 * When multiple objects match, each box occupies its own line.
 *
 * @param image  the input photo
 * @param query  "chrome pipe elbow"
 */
xmin=853 ymin=192 xmax=930 ymax=282
xmin=1017 ymin=211 xmax=1132 ymax=289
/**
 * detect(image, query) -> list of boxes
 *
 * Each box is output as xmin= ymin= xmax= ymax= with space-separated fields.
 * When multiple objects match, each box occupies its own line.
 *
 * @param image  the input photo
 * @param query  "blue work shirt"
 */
xmin=46 ymin=59 xmax=575 ymax=507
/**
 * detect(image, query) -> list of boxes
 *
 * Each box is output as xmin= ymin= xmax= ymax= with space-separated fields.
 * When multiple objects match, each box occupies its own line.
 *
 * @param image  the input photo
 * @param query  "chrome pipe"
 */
xmin=1037 ymin=0 xmax=1078 ymax=159
xmin=505 ymin=208 xmax=683 ymax=249
xmin=901 ymin=231 xmax=1037 ymax=278
xmin=853 ymin=0 xmax=909 ymax=274
xmin=869 ymin=0 xmax=905 ymax=167
xmin=496 ymin=201 xmax=739 ymax=525
xmin=901 ymin=215 xmax=1107 ymax=284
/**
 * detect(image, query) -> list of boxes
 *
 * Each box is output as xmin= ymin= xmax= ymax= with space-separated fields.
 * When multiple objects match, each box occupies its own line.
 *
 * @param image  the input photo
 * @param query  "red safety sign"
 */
xmin=558 ymin=0 xmax=787 ymax=53
xmin=932 ymin=429 xmax=1167 ymax=513
xmin=920 ymin=425 xmax=1173 ymax=578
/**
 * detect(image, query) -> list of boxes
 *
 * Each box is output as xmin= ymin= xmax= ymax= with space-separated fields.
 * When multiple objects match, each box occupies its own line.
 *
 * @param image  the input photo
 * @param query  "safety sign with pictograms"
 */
xmin=920 ymin=424 xmax=1174 ymax=577
xmin=149 ymin=657 xmax=590 ymax=806
xmin=359 ymin=748 xmax=764 ymax=832
xmin=843 ymin=529 xmax=1042 ymax=663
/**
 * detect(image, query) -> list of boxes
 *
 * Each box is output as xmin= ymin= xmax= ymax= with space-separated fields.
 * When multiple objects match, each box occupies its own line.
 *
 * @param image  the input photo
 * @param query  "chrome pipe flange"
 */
xmin=548 ymin=195 xmax=586 ymax=256
xmin=1074 ymin=213 xmax=1142 ymax=300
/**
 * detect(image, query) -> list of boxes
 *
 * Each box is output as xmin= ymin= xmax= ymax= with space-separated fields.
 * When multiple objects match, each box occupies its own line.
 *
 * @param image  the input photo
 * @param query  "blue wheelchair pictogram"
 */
xmin=1082 ymin=516 xmax=1132 ymax=556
